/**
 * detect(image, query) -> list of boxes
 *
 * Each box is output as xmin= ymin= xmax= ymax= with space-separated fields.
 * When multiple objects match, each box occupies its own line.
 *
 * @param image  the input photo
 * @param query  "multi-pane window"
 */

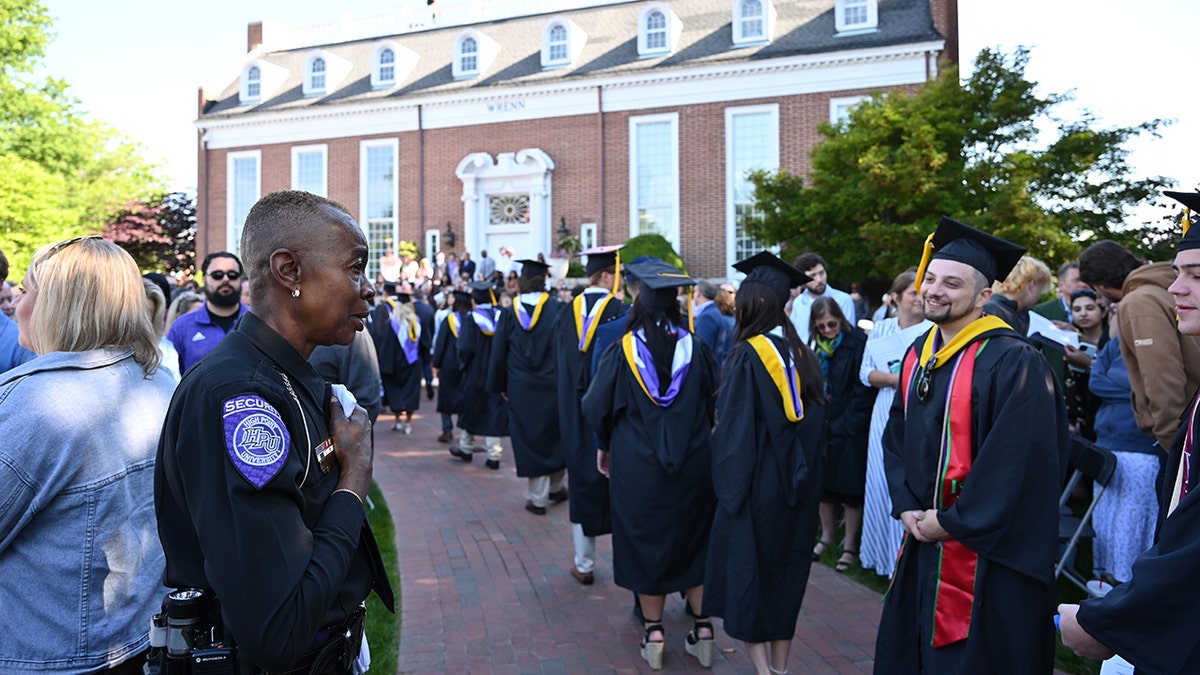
xmin=645 ymin=11 xmax=667 ymax=51
xmin=245 ymin=66 xmax=261 ymax=99
xmin=362 ymin=141 xmax=398 ymax=281
xmin=843 ymin=0 xmax=869 ymax=27
xmin=378 ymin=48 xmax=395 ymax=84
xmin=228 ymin=152 xmax=260 ymax=255
xmin=548 ymin=24 xmax=568 ymax=62
xmin=460 ymin=37 xmax=478 ymax=73
xmin=726 ymin=105 xmax=779 ymax=268
xmin=630 ymin=115 xmax=679 ymax=248
xmin=740 ymin=0 xmax=764 ymax=39
xmin=292 ymin=146 xmax=326 ymax=197
xmin=309 ymin=58 xmax=326 ymax=92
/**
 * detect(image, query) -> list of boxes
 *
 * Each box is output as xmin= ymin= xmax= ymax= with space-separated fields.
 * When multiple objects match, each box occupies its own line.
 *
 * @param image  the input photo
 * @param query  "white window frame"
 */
xmin=628 ymin=112 xmax=680 ymax=249
xmin=359 ymin=139 xmax=400 ymax=281
xmin=546 ymin=23 xmax=569 ymax=65
xmin=304 ymin=53 xmax=327 ymax=96
xmin=580 ymin=222 xmax=598 ymax=252
xmin=732 ymin=0 xmax=776 ymax=45
xmin=241 ymin=65 xmax=261 ymax=103
xmin=835 ymin=0 xmax=878 ymax=34
xmin=637 ymin=3 xmax=682 ymax=58
xmin=226 ymin=150 xmax=261 ymax=254
xmin=374 ymin=45 xmax=396 ymax=88
xmin=725 ymin=104 xmax=780 ymax=274
xmin=425 ymin=229 xmax=441 ymax=260
xmin=290 ymin=144 xmax=328 ymax=197
xmin=829 ymin=95 xmax=871 ymax=125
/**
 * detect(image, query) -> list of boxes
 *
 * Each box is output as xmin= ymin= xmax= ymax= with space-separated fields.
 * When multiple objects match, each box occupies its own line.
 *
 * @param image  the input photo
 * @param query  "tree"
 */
xmin=102 ymin=191 xmax=196 ymax=276
xmin=746 ymin=48 xmax=1171 ymax=279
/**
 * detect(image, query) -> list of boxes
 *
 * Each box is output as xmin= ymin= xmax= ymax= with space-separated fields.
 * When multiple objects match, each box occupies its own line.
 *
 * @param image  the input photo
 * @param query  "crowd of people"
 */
xmin=4 ymin=186 xmax=1200 ymax=674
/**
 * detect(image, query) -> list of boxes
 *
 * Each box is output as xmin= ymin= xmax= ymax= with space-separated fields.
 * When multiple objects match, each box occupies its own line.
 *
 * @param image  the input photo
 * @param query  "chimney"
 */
xmin=247 ymin=22 xmax=263 ymax=53
xmin=929 ymin=0 xmax=959 ymax=66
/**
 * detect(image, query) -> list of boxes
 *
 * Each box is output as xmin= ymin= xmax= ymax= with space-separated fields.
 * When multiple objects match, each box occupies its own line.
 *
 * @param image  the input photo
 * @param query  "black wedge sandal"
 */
xmin=684 ymin=617 xmax=714 ymax=668
xmin=640 ymin=620 xmax=665 ymax=671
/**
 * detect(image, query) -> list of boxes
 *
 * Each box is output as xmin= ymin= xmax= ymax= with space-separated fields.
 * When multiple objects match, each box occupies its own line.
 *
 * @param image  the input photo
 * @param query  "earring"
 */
xmin=292 ymin=288 xmax=301 ymax=299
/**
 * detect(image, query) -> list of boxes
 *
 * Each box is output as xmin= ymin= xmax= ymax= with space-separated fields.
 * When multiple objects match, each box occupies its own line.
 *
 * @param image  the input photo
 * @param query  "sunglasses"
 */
xmin=815 ymin=320 xmax=841 ymax=331
xmin=44 ymin=235 xmax=103 ymax=260
xmin=208 ymin=270 xmax=241 ymax=281
xmin=915 ymin=355 xmax=937 ymax=401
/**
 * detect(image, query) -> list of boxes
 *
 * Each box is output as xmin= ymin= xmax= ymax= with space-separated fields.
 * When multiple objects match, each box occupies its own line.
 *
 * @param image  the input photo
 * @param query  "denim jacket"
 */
xmin=0 ymin=347 xmax=175 ymax=672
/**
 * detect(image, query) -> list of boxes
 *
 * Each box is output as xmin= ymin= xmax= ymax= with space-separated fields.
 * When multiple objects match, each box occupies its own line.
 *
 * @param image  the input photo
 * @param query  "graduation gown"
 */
xmin=582 ymin=330 xmax=718 ymax=595
xmin=432 ymin=313 xmax=465 ymax=415
xmin=370 ymin=303 xmax=428 ymax=413
xmin=456 ymin=307 xmax=508 ymax=437
xmin=486 ymin=295 xmax=566 ymax=477
xmin=875 ymin=326 xmax=1070 ymax=675
xmin=553 ymin=290 xmax=629 ymax=536
xmin=702 ymin=336 xmax=827 ymax=642
xmin=819 ymin=329 xmax=876 ymax=497
xmin=1075 ymin=391 xmax=1200 ymax=675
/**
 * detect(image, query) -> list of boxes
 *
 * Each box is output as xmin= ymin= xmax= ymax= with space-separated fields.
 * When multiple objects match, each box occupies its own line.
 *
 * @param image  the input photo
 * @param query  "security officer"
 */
xmin=155 ymin=190 xmax=394 ymax=673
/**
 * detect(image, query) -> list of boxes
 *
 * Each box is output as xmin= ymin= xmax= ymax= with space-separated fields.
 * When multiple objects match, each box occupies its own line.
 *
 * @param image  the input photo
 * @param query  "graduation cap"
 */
xmin=469 ymin=279 xmax=497 ymax=305
xmin=382 ymin=281 xmax=398 ymax=295
xmin=621 ymin=256 xmax=661 ymax=283
xmin=516 ymin=258 xmax=550 ymax=279
xmin=1165 ymin=191 xmax=1200 ymax=252
xmin=578 ymin=245 xmax=626 ymax=293
xmin=395 ymin=292 xmax=411 ymax=304
xmin=625 ymin=259 xmax=695 ymax=323
xmin=733 ymin=251 xmax=811 ymax=305
xmin=914 ymin=216 xmax=1026 ymax=293
xmin=451 ymin=289 xmax=473 ymax=308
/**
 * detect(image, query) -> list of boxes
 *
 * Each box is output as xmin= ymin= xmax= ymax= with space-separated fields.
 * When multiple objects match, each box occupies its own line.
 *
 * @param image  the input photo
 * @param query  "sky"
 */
xmin=40 ymin=0 xmax=1200 ymax=224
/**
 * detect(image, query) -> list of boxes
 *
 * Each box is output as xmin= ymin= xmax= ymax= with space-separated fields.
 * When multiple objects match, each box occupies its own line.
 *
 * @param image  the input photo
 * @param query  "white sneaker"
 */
xmin=403 ymin=424 xmax=413 ymax=435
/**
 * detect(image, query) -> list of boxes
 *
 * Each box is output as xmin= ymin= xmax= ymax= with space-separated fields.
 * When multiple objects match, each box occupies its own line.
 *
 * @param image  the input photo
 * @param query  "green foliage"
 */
xmin=620 ymin=233 xmax=687 ymax=274
xmin=0 ymin=1 xmax=164 ymax=280
xmin=364 ymin=481 xmax=400 ymax=675
xmin=102 ymin=191 xmax=197 ymax=275
xmin=566 ymin=260 xmax=586 ymax=277
xmin=396 ymin=239 xmax=420 ymax=260
xmin=559 ymin=234 xmax=583 ymax=256
xmin=747 ymin=48 xmax=1170 ymax=278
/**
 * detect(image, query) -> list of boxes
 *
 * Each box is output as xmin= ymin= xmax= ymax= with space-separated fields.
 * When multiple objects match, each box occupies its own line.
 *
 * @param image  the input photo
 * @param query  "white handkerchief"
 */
xmin=330 ymin=384 xmax=359 ymax=418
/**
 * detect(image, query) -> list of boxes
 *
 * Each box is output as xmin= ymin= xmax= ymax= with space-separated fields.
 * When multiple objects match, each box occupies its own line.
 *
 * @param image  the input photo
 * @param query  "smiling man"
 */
xmin=167 ymin=251 xmax=249 ymax=373
xmin=874 ymin=216 xmax=1070 ymax=675
xmin=1060 ymin=190 xmax=1200 ymax=673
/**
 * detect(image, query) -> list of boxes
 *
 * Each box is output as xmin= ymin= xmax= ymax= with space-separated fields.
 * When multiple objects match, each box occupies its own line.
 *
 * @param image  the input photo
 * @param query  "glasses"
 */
xmin=916 ymin=355 xmax=937 ymax=401
xmin=815 ymin=320 xmax=841 ymax=331
xmin=44 ymin=235 xmax=103 ymax=260
xmin=208 ymin=270 xmax=241 ymax=281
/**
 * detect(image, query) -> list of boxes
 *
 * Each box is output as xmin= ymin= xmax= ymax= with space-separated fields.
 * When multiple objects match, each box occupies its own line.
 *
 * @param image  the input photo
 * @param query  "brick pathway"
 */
xmin=373 ymin=408 xmax=882 ymax=674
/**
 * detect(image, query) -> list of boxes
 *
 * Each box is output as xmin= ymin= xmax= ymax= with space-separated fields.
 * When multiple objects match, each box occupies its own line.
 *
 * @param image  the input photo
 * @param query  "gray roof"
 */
xmin=202 ymin=0 xmax=942 ymax=119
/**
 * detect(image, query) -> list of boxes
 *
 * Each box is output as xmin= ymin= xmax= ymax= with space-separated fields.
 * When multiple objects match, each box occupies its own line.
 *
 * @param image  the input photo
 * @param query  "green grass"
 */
xmin=365 ymin=480 xmax=400 ymax=675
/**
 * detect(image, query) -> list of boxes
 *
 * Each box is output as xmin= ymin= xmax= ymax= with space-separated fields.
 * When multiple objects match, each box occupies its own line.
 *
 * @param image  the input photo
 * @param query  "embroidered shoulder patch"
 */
xmin=223 ymin=394 xmax=291 ymax=489
xmin=1134 ymin=338 xmax=1154 ymax=347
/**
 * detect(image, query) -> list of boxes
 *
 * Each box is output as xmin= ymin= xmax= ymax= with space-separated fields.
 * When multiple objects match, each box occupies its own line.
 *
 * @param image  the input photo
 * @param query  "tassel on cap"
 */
xmin=914 ymin=233 xmax=935 ymax=294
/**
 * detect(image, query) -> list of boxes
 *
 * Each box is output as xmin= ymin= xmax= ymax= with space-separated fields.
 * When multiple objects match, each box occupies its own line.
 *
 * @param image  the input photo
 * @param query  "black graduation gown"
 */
xmin=432 ymin=313 xmax=465 ymax=415
xmin=582 ymin=333 xmax=718 ymax=595
xmin=371 ymin=305 xmax=428 ymax=413
xmin=875 ymin=327 xmax=1070 ymax=675
xmin=1075 ymin=392 xmax=1200 ymax=675
xmin=819 ymin=329 xmax=876 ymax=498
xmin=456 ymin=309 xmax=508 ymax=437
xmin=702 ymin=337 xmax=827 ymax=642
xmin=553 ymin=291 xmax=629 ymax=536
xmin=486 ymin=296 xmax=566 ymax=477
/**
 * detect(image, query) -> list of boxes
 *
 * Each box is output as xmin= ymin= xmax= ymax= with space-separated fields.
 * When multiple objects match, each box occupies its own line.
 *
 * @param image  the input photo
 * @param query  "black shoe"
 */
xmin=525 ymin=500 xmax=546 ymax=515
xmin=548 ymin=488 xmax=569 ymax=504
xmin=426 ymin=383 xmax=435 ymax=400
xmin=485 ymin=459 xmax=500 ymax=470
xmin=449 ymin=447 xmax=473 ymax=463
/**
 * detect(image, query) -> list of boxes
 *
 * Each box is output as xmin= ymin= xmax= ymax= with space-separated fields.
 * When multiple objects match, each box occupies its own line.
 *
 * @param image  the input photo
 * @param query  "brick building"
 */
xmin=195 ymin=0 xmax=958 ymax=279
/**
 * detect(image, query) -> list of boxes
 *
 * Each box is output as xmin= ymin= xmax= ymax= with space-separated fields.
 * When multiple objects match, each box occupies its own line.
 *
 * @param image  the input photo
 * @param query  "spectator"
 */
xmin=1035 ymin=261 xmax=1089 ymax=323
xmin=809 ymin=296 xmax=876 ymax=573
xmin=849 ymin=282 xmax=870 ymax=326
xmin=167 ymin=251 xmax=249 ymax=373
xmin=166 ymin=291 xmax=204 ymax=332
xmin=460 ymin=252 xmax=476 ymax=281
xmin=693 ymin=280 xmax=730 ymax=367
xmin=144 ymin=277 xmax=181 ymax=382
xmin=789 ymin=252 xmax=856 ymax=343
xmin=479 ymin=249 xmax=496 ymax=281
xmin=379 ymin=243 xmax=401 ymax=283
xmin=1 ymin=236 xmax=175 ymax=672
xmin=1063 ymin=288 xmax=1110 ymax=439
xmin=984 ymin=255 xmax=1052 ymax=336
xmin=0 ymin=247 xmax=35 ymax=372
xmin=0 ymin=277 xmax=15 ymax=318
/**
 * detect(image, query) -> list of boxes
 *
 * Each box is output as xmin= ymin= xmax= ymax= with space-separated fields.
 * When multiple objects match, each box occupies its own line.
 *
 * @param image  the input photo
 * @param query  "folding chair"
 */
xmin=1055 ymin=433 xmax=1117 ymax=596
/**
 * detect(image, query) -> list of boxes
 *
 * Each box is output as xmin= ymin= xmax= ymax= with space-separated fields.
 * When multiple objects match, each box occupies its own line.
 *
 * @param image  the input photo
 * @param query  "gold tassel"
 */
xmin=489 ymin=288 xmax=497 ymax=307
xmin=1184 ymin=209 xmax=1193 ymax=237
xmin=914 ymin=233 xmax=935 ymax=294
xmin=612 ymin=249 xmax=622 ymax=295
xmin=687 ymin=288 xmax=695 ymax=333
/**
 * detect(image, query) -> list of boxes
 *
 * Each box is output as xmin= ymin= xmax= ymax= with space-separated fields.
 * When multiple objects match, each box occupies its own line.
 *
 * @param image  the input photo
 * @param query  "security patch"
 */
xmin=223 ymin=394 xmax=291 ymax=488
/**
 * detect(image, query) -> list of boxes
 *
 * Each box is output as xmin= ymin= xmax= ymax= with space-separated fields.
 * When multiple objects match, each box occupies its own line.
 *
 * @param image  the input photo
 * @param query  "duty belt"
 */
xmin=268 ymin=604 xmax=367 ymax=675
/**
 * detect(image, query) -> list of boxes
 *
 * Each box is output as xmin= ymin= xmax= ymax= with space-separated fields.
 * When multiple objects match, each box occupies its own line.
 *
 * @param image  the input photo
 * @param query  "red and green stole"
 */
xmin=898 ymin=315 xmax=1007 ymax=648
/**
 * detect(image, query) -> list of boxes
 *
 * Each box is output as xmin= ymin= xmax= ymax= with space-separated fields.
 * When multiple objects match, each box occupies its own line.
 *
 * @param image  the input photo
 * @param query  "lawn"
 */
xmin=365 ymin=481 xmax=400 ymax=675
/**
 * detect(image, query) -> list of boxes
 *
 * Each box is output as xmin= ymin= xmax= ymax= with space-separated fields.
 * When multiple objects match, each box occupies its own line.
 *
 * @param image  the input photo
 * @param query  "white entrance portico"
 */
xmin=455 ymin=149 xmax=554 ymax=266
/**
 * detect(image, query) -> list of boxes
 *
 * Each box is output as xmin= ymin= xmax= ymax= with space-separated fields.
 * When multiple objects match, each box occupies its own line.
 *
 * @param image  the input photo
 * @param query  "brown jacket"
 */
xmin=1117 ymin=261 xmax=1200 ymax=450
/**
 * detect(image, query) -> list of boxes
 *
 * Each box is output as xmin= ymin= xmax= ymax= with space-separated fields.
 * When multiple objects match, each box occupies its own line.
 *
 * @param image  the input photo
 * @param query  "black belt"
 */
xmin=269 ymin=605 xmax=366 ymax=675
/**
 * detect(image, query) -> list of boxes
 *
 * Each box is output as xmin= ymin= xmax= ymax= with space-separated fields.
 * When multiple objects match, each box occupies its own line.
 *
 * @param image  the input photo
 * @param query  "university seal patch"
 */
xmin=223 ymin=394 xmax=291 ymax=488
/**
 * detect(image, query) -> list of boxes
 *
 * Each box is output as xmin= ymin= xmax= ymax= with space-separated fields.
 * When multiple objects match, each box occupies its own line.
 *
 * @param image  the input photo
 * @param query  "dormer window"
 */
xmin=541 ymin=17 xmax=586 ymax=69
xmin=378 ymin=49 xmax=395 ymax=84
xmin=733 ymin=0 xmax=776 ymax=45
xmin=452 ymin=30 xmax=498 ymax=79
xmin=548 ymin=25 xmax=568 ymax=62
xmin=371 ymin=41 xmax=417 ymax=89
xmin=245 ymin=66 xmax=261 ymax=99
xmin=309 ymin=58 xmax=326 ymax=93
xmin=302 ymin=50 xmax=349 ymax=97
xmin=835 ymin=0 xmax=878 ymax=34
xmin=637 ymin=3 xmax=681 ymax=57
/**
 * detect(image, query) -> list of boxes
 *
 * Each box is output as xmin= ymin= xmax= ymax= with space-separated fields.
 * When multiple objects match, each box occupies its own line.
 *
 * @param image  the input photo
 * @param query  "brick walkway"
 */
xmin=373 ymin=408 xmax=882 ymax=674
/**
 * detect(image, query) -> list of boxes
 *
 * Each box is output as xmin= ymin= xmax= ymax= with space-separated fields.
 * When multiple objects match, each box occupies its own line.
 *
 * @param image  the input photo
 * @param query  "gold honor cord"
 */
xmin=622 ymin=333 xmax=656 ymax=402
xmin=747 ymin=334 xmax=805 ymax=422
xmin=918 ymin=315 xmax=1011 ymax=369
xmin=573 ymin=292 xmax=614 ymax=352
xmin=448 ymin=313 xmax=460 ymax=338
xmin=406 ymin=317 xmax=419 ymax=343
xmin=514 ymin=292 xmax=549 ymax=331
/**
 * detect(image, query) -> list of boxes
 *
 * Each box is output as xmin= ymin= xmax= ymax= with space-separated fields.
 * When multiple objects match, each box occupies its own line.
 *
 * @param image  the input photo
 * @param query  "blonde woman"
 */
xmin=1 ymin=236 xmax=175 ymax=672
xmin=985 ymin=255 xmax=1052 ymax=335
xmin=165 ymin=290 xmax=204 ymax=332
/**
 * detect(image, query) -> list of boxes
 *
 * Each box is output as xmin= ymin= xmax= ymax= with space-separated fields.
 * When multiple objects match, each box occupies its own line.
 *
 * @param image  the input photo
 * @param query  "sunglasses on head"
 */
xmin=208 ymin=270 xmax=241 ymax=281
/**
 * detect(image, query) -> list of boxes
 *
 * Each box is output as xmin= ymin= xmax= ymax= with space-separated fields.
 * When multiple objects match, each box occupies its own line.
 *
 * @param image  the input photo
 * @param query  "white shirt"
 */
xmin=789 ymin=285 xmax=856 ymax=344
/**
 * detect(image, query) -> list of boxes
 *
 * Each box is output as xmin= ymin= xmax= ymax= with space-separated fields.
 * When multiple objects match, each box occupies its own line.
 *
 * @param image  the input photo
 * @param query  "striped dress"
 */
xmin=858 ymin=317 xmax=933 ymax=577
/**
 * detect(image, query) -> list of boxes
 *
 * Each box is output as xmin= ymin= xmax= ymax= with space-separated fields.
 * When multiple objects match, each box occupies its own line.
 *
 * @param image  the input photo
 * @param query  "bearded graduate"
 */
xmin=581 ymin=259 xmax=718 ymax=671
xmin=875 ymin=217 xmax=1070 ymax=674
xmin=702 ymin=252 xmax=827 ymax=675
xmin=486 ymin=259 xmax=568 ymax=514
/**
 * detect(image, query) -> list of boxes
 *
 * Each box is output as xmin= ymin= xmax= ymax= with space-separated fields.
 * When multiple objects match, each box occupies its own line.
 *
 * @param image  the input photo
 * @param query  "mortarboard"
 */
xmin=1165 ymin=191 xmax=1200 ymax=252
xmin=625 ymin=258 xmax=695 ymax=324
xmin=733 ymin=251 xmax=811 ymax=305
xmin=451 ymin=289 xmax=473 ymax=307
xmin=382 ymin=281 xmax=398 ymax=295
xmin=395 ymin=292 xmax=411 ymax=304
xmin=469 ymin=279 xmax=497 ymax=305
xmin=579 ymin=244 xmax=624 ymax=279
xmin=914 ymin=216 xmax=1026 ymax=293
xmin=516 ymin=258 xmax=550 ymax=279
xmin=621 ymin=255 xmax=660 ymax=283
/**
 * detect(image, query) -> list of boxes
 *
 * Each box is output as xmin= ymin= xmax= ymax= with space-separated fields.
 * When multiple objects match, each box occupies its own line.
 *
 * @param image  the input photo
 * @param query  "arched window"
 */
xmin=460 ymin=37 xmax=478 ymax=74
xmin=245 ymin=66 xmax=261 ymax=100
xmin=645 ymin=11 xmax=667 ymax=51
xmin=740 ymin=0 xmax=764 ymax=39
xmin=309 ymin=57 xmax=326 ymax=93
xmin=548 ymin=24 xmax=568 ymax=62
xmin=378 ymin=48 xmax=395 ymax=84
